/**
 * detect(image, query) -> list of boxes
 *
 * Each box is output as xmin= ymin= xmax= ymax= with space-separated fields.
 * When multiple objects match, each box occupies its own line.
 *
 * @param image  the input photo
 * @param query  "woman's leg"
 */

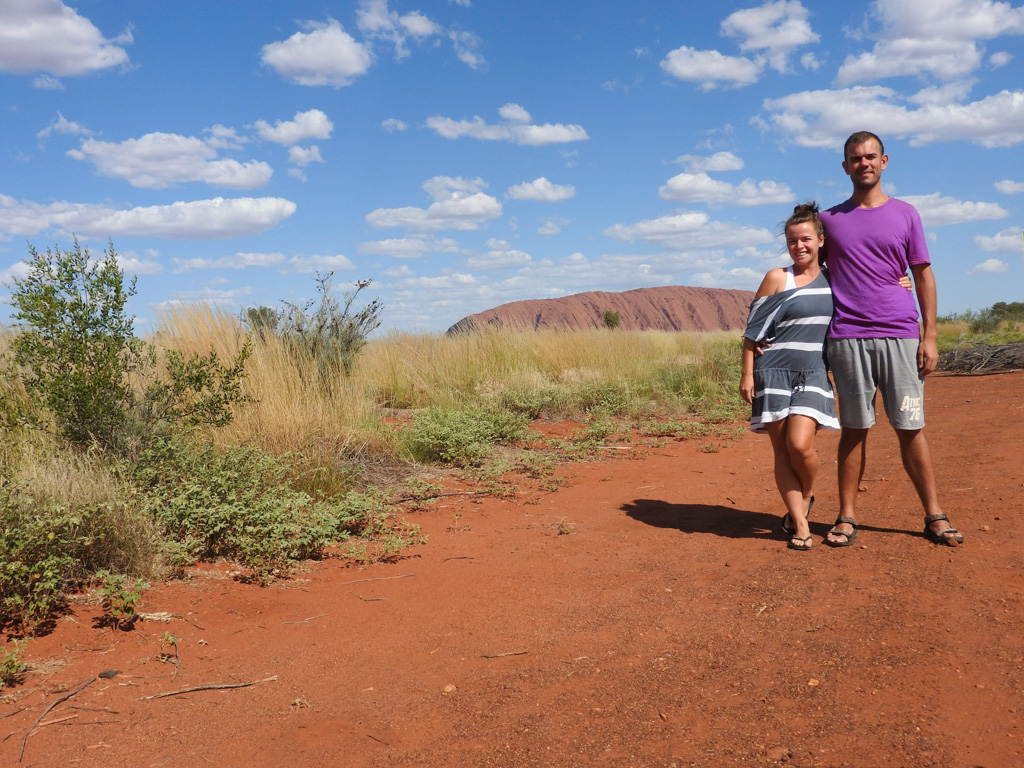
xmin=764 ymin=418 xmax=812 ymax=546
xmin=784 ymin=414 xmax=819 ymax=509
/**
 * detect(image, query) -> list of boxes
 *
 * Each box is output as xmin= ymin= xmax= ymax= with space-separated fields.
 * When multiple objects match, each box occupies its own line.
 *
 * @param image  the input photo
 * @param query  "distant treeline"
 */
xmin=939 ymin=301 xmax=1024 ymax=333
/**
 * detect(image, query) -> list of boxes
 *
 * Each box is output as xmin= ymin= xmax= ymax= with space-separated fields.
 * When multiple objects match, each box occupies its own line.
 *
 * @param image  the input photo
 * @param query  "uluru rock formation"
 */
xmin=447 ymin=285 xmax=755 ymax=334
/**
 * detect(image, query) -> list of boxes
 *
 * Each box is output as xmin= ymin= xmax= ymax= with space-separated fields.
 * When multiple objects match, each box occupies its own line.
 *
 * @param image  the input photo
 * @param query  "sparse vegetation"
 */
xmin=0 ymin=237 xmax=748 ymax=649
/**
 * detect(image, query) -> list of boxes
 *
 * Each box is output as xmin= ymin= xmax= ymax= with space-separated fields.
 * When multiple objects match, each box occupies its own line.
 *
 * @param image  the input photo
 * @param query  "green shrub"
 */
xmin=131 ymin=437 xmax=384 ymax=580
xmin=247 ymin=273 xmax=382 ymax=379
xmin=0 ymin=481 xmax=87 ymax=631
xmin=1 ymin=639 xmax=26 ymax=688
xmin=402 ymin=406 xmax=529 ymax=467
xmin=6 ymin=239 xmax=251 ymax=455
xmin=496 ymin=387 xmax=562 ymax=419
xmin=95 ymin=570 xmax=143 ymax=630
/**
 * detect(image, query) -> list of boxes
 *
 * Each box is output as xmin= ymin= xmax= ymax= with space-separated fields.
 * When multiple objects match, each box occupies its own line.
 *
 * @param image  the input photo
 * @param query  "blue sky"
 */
xmin=1 ymin=0 xmax=1022 ymax=333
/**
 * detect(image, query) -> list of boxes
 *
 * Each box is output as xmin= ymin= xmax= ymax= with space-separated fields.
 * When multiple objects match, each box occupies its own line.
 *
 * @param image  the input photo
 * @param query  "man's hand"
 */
xmin=917 ymin=337 xmax=938 ymax=377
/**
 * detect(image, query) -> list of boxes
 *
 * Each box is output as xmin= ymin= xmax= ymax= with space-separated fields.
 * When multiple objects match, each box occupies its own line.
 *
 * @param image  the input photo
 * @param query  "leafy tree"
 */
xmin=6 ymin=238 xmax=251 ymax=453
xmin=603 ymin=310 xmax=621 ymax=330
xmin=8 ymin=239 xmax=143 ymax=448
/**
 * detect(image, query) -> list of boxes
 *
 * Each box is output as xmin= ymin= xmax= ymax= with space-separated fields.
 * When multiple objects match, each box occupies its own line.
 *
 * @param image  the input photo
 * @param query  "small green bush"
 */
xmin=247 ymin=273 xmax=382 ymax=379
xmin=95 ymin=570 xmax=143 ymax=630
xmin=131 ymin=437 xmax=384 ymax=580
xmin=1 ymin=639 xmax=26 ymax=688
xmin=402 ymin=406 xmax=529 ymax=467
xmin=0 ymin=481 xmax=86 ymax=631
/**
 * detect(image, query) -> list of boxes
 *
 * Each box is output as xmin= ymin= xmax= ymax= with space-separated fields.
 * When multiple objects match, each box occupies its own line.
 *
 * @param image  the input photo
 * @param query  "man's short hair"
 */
xmin=843 ymin=131 xmax=884 ymax=160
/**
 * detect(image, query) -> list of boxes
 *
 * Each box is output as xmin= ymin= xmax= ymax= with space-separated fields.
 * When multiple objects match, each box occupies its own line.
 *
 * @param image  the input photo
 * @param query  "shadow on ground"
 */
xmin=623 ymin=498 xmax=912 ymax=541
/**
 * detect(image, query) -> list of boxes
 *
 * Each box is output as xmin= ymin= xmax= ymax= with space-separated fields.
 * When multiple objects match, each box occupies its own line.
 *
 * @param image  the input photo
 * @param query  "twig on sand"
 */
xmin=283 ymin=613 xmax=328 ymax=624
xmin=390 ymin=490 xmax=479 ymax=504
xmin=482 ymin=650 xmax=529 ymax=659
xmin=339 ymin=573 xmax=415 ymax=586
xmin=139 ymin=675 xmax=278 ymax=701
xmin=20 ymin=676 xmax=97 ymax=761
xmin=35 ymin=713 xmax=78 ymax=728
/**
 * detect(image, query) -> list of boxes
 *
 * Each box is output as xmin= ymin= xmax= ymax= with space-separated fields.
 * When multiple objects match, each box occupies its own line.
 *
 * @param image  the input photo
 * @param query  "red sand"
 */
xmin=3 ymin=371 xmax=1022 ymax=768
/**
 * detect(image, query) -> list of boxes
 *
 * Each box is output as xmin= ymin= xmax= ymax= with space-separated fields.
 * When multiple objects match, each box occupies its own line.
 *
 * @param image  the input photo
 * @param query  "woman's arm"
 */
xmin=740 ymin=338 xmax=757 ymax=404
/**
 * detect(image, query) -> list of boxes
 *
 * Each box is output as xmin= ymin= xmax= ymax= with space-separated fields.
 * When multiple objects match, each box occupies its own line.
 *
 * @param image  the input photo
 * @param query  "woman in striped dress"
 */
xmin=740 ymin=203 xmax=836 ymax=551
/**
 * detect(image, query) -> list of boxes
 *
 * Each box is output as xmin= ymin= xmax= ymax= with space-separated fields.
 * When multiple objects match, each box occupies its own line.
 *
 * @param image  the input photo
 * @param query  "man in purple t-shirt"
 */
xmin=820 ymin=131 xmax=963 ymax=548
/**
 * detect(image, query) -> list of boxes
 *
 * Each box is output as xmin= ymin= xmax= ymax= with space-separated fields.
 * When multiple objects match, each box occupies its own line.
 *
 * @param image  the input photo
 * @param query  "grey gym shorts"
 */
xmin=826 ymin=337 xmax=925 ymax=430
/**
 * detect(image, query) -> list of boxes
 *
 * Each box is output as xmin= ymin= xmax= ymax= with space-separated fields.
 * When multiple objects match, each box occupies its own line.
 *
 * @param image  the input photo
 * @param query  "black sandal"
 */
xmin=787 ymin=534 xmax=813 ymax=551
xmin=824 ymin=516 xmax=858 ymax=547
xmin=924 ymin=513 xmax=964 ymax=546
xmin=780 ymin=496 xmax=815 ymax=536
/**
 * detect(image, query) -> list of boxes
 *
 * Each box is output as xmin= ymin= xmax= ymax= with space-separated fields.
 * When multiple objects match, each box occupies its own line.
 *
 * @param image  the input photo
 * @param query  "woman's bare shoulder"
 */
xmin=755 ymin=268 xmax=787 ymax=297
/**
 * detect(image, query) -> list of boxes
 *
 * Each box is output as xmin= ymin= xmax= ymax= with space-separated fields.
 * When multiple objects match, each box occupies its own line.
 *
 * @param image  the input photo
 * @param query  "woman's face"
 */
xmin=785 ymin=221 xmax=823 ymax=269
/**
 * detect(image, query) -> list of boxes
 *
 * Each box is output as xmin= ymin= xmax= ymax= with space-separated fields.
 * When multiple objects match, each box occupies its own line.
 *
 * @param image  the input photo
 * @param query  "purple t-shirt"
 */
xmin=820 ymin=197 xmax=930 ymax=339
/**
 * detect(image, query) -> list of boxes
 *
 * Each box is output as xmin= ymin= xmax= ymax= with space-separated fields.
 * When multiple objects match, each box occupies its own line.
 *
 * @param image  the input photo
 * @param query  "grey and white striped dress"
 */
xmin=743 ymin=267 xmax=839 ymax=433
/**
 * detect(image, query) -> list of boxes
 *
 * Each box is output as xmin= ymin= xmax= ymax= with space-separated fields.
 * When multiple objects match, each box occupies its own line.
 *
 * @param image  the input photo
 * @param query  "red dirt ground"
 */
xmin=3 ymin=371 xmax=1022 ymax=768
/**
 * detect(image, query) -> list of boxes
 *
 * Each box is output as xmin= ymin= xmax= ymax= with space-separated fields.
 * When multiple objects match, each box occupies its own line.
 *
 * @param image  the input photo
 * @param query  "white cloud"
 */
xmin=449 ymin=30 xmax=486 ymax=70
xmin=900 ymin=193 xmax=1009 ymax=226
xmin=366 ymin=197 xmax=501 ymax=232
xmin=603 ymin=211 xmax=774 ymax=249
xmin=968 ymin=258 xmax=1009 ymax=274
xmin=172 ymin=252 xmax=285 ymax=273
xmin=908 ymin=80 xmax=976 ymax=106
xmin=161 ymin=285 xmax=254 ymax=307
xmin=32 ymin=74 xmax=64 ymax=90
xmin=425 ymin=104 xmax=588 ymax=146
xmin=67 ymin=132 xmax=273 ymax=190
xmin=422 ymin=176 xmax=488 ymax=200
xmin=538 ymin=218 xmax=569 ymax=235
xmin=381 ymin=118 xmax=408 ymax=132
xmin=366 ymin=176 xmax=502 ymax=232
xmin=36 ymin=113 xmax=91 ymax=140
xmin=721 ymin=0 xmax=819 ymax=73
xmin=0 ymin=0 xmax=131 ymax=76
xmin=466 ymin=239 xmax=531 ymax=269
xmin=358 ymin=237 xmax=460 ymax=257
xmin=116 ymin=251 xmax=163 ymax=276
xmin=676 ymin=151 xmax=744 ymax=172
xmin=836 ymin=0 xmax=1024 ymax=86
xmin=285 ymin=254 xmax=356 ymax=273
xmin=0 ymin=193 xmax=296 ymax=240
xmin=254 ymin=109 xmax=333 ymax=145
xmin=661 ymin=46 xmax=762 ymax=90
xmin=995 ymin=180 xmax=1024 ymax=194
xmin=261 ymin=19 xmax=372 ymax=87
xmin=506 ymin=177 xmax=576 ymax=202
xmin=288 ymin=146 xmax=323 ymax=166
xmin=659 ymin=172 xmax=796 ymax=207
xmin=990 ymin=51 xmax=1013 ymax=68
xmin=357 ymin=0 xmax=441 ymax=60
xmin=0 ymin=260 xmax=32 ymax=288
xmin=975 ymin=227 xmax=1023 ymax=252
xmin=762 ymin=85 xmax=1024 ymax=148
xmin=691 ymin=266 xmax=768 ymax=290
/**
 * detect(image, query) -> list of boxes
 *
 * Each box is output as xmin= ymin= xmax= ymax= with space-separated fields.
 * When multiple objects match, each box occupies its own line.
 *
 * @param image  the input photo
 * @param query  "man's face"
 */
xmin=842 ymin=139 xmax=888 ymax=190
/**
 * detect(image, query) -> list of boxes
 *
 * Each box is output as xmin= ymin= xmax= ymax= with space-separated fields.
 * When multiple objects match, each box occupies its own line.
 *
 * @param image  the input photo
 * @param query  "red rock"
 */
xmin=447 ymin=285 xmax=754 ymax=334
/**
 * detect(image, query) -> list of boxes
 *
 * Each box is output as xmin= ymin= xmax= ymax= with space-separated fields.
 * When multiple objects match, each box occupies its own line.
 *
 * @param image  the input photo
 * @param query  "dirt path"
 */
xmin=3 ymin=371 xmax=1022 ymax=768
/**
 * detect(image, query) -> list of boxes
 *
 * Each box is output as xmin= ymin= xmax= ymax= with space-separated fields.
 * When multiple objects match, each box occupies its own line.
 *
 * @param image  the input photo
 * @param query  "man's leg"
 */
xmin=895 ymin=428 xmax=960 ymax=541
xmin=827 ymin=427 xmax=868 ymax=544
xmin=878 ymin=339 xmax=962 ymax=544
